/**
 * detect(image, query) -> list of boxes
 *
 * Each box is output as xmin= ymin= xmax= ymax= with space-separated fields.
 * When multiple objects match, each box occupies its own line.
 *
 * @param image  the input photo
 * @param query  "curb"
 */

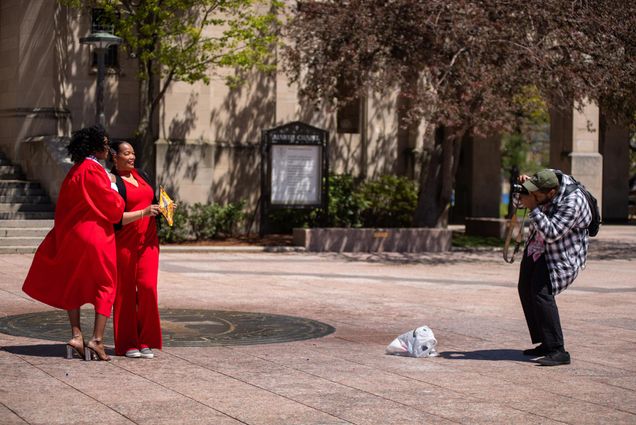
xmin=159 ymin=245 xmax=306 ymax=253
xmin=0 ymin=245 xmax=307 ymax=255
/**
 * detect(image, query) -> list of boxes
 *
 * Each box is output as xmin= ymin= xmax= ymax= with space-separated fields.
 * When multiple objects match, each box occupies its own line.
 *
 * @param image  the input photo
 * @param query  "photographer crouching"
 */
xmin=516 ymin=169 xmax=592 ymax=366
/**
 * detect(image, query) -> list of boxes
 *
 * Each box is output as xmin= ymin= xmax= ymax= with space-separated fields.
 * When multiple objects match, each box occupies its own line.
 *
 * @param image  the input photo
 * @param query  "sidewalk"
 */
xmin=0 ymin=225 xmax=634 ymax=424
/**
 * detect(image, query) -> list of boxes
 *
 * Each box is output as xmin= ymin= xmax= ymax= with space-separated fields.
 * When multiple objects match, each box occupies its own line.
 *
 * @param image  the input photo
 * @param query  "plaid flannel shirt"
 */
xmin=527 ymin=171 xmax=592 ymax=295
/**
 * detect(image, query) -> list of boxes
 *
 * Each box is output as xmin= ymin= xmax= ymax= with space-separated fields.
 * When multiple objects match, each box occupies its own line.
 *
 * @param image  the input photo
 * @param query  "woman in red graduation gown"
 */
xmin=109 ymin=141 xmax=162 ymax=359
xmin=22 ymin=125 xmax=125 ymax=361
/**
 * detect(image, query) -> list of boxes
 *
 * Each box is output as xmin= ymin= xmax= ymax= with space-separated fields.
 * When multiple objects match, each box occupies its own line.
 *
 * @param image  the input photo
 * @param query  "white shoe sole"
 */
xmin=139 ymin=349 xmax=154 ymax=359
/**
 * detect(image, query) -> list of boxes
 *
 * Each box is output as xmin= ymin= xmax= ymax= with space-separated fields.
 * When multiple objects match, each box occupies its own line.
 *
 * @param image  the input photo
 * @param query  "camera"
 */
xmin=511 ymin=183 xmax=529 ymax=195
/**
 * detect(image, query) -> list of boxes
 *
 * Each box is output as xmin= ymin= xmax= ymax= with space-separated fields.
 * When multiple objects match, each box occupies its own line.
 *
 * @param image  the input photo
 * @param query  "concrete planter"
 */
xmin=293 ymin=227 xmax=452 ymax=253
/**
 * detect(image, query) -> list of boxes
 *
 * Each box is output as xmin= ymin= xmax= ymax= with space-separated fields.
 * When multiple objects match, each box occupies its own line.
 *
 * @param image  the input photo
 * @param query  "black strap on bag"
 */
xmin=112 ymin=168 xmax=157 ymax=231
xmin=555 ymin=171 xmax=601 ymax=237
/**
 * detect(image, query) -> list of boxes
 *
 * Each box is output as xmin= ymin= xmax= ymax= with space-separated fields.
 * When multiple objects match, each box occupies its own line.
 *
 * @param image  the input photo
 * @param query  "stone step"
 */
xmin=0 ymin=187 xmax=46 ymax=197
xmin=0 ymin=203 xmax=54 ymax=213
xmin=0 ymin=164 xmax=22 ymax=173
xmin=0 ymin=227 xmax=50 ymax=237
xmin=0 ymin=246 xmax=37 ymax=254
xmin=0 ymin=195 xmax=50 ymax=204
xmin=0 ymin=180 xmax=44 ymax=191
xmin=0 ymin=212 xmax=55 ymax=219
xmin=0 ymin=236 xmax=44 ymax=246
xmin=0 ymin=172 xmax=25 ymax=180
xmin=0 ymin=219 xmax=54 ymax=228
xmin=0 ymin=165 xmax=24 ymax=179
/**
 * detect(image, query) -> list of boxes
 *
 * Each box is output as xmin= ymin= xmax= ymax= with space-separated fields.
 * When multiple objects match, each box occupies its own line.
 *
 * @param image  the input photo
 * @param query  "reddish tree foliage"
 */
xmin=283 ymin=0 xmax=636 ymax=227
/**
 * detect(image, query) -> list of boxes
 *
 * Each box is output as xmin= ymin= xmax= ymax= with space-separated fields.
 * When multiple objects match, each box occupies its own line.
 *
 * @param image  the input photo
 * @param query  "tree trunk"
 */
xmin=135 ymin=58 xmax=157 ymax=179
xmin=413 ymin=126 xmax=465 ymax=228
xmin=134 ymin=12 xmax=160 ymax=179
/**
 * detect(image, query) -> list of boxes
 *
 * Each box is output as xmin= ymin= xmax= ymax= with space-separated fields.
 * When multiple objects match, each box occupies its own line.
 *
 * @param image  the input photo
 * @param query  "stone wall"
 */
xmin=293 ymin=228 xmax=453 ymax=252
xmin=0 ymin=2 xmax=139 ymax=201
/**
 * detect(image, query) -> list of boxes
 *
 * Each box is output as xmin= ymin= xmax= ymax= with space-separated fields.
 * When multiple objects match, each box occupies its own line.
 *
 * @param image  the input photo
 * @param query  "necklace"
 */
xmin=121 ymin=173 xmax=139 ymax=187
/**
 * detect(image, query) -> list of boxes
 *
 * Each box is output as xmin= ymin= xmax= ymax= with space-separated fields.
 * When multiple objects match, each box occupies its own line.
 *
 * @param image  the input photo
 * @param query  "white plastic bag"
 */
xmin=385 ymin=325 xmax=439 ymax=358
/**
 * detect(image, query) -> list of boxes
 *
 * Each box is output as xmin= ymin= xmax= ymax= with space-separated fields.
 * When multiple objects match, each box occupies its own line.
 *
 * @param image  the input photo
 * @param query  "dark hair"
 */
xmin=67 ymin=125 xmax=108 ymax=164
xmin=108 ymin=140 xmax=134 ymax=173
xmin=108 ymin=140 xmax=126 ymax=160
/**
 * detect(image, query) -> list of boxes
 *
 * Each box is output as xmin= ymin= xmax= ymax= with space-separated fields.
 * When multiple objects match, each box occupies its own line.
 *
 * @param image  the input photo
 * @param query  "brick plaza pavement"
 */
xmin=0 ymin=225 xmax=634 ymax=424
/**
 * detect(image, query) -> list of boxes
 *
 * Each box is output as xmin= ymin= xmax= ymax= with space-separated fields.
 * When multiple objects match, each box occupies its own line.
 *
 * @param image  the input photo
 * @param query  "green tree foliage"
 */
xmin=502 ymin=85 xmax=550 ymax=179
xmin=283 ymin=0 xmax=636 ymax=227
xmin=62 ymin=0 xmax=281 ymax=166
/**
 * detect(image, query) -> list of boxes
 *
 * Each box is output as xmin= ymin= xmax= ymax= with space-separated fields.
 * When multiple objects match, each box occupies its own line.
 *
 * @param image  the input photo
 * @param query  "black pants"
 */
xmin=518 ymin=253 xmax=565 ymax=352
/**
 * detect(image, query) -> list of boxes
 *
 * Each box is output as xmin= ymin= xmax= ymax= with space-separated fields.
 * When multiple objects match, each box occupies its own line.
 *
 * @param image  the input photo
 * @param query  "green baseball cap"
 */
xmin=522 ymin=169 xmax=559 ymax=192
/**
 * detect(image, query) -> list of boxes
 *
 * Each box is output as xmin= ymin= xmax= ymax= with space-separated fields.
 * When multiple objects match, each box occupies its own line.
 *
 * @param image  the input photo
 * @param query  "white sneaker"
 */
xmin=139 ymin=348 xmax=154 ymax=359
xmin=125 ymin=349 xmax=141 ymax=358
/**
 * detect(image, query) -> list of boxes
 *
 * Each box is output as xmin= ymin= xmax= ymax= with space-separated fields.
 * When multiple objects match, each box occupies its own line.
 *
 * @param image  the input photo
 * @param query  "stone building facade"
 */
xmin=0 ymin=1 xmax=631 ymax=223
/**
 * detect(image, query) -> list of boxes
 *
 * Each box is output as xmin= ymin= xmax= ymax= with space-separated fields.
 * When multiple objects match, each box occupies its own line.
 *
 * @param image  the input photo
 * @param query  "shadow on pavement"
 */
xmin=1 ymin=344 xmax=115 ymax=358
xmin=2 ymin=343 xmax=67 ymax=357
xmin=439 ymin=349 xmax=534 ymax=362
xmin=587 ymin=240 xmax=636 ymax=260
xmin=331 ymin=251 xmax=502 ymax=265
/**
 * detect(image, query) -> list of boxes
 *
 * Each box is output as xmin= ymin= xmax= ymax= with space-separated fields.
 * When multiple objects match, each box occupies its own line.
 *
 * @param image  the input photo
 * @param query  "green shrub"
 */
xmin=358 ymin=175 xmax=417 ymax=227
xmin=323 ymin=174 xmax=364 ymax=227
xmin=266 ymin=174 xmax=418 ymax=231
xmin=189 ymin=201 xmax=246 ymax=240
xmin=266 ymin=174 xmax=366 ymax=232
xmin=157 ymin=204 xmax=191 ymax=243
xmin=266 ymin=207 xmax=313 ymax=233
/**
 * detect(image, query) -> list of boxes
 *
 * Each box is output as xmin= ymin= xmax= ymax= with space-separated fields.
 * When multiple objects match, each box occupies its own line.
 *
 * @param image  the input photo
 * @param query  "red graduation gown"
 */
xmin=22 ymin=159 xmax=125 ymax=317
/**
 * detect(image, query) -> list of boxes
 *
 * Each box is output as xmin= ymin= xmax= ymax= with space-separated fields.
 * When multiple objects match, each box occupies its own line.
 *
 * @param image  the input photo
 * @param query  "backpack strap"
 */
xmin=555 ymin=169 xmax=579 ymax=198
xmin=563 ymin=183 xmax=579 ymax=198
xmin=554 ymin=169 xmax=564 ymax=185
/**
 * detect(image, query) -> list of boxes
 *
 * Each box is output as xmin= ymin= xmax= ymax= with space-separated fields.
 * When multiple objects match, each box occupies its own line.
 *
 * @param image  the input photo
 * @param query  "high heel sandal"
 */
xmin=65 ymin=335 xmax=85 ymax=359
xmin=85 ymin=339 xmax=111 ymax=361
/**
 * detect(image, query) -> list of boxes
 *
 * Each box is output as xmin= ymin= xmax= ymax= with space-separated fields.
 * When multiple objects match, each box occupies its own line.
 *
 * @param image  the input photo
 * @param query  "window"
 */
xmin=336 ymin=78 xmax=360 ymax=134
xmin=90 ymin=8 xmax=119 ymax=69
xmin=91 ymin=45 xmax=119 ymax=69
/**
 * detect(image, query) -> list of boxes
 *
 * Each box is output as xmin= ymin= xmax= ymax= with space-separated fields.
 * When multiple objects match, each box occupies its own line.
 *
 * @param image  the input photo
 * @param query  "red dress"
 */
xmin=112 ymin=169 xmax=162 ymax=355
xmin=22 ymin=159 xmax=125 ymax=317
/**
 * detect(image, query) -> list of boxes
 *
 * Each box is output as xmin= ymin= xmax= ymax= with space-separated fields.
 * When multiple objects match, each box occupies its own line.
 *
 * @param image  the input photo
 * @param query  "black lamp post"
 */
xmin=80 ymin=31 xmax=122 ymax=127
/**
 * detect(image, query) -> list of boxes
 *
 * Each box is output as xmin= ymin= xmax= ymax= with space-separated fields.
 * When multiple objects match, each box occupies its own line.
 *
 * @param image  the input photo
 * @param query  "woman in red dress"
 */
xmin=22 ymin=125 xmax=125 ymax=361
xmin=109 ymin=141 xmax=162 ymax=359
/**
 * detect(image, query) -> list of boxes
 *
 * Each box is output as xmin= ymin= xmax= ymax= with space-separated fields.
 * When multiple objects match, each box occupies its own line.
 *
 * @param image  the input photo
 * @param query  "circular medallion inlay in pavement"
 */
xmin=0 ymin=309 xmax=335 ymax=347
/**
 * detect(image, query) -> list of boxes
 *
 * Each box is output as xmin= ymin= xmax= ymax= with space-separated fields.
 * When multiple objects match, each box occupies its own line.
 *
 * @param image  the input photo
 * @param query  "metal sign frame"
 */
xmin=260 ymin=121 xmax=329 ymax=235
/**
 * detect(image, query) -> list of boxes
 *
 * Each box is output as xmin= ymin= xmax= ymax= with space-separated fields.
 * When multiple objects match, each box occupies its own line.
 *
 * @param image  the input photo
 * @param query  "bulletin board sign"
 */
xmin=260 ymin=121 xmax=329 ymax=234
xmin=270 ymin=144 xmax=322 ymax=205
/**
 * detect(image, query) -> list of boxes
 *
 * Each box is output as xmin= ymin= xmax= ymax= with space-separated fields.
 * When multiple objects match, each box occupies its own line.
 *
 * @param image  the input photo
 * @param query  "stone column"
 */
xmin=600 ymin=114 xmax=630 ymax=222
xmin=0 ymin=2 xmax=60 ymax=157
xmin=451 ymin=133 xmax=502 ymax=224
xmin=549 ymin=102 xmax=603 ymax=211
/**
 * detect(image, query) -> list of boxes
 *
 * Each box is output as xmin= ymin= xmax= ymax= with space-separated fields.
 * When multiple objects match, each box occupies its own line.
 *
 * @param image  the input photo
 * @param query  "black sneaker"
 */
xmin=522 ymin=344 xmax=549 ymax=357
xmin=537 ymin=351 xmax=571 ymax=366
